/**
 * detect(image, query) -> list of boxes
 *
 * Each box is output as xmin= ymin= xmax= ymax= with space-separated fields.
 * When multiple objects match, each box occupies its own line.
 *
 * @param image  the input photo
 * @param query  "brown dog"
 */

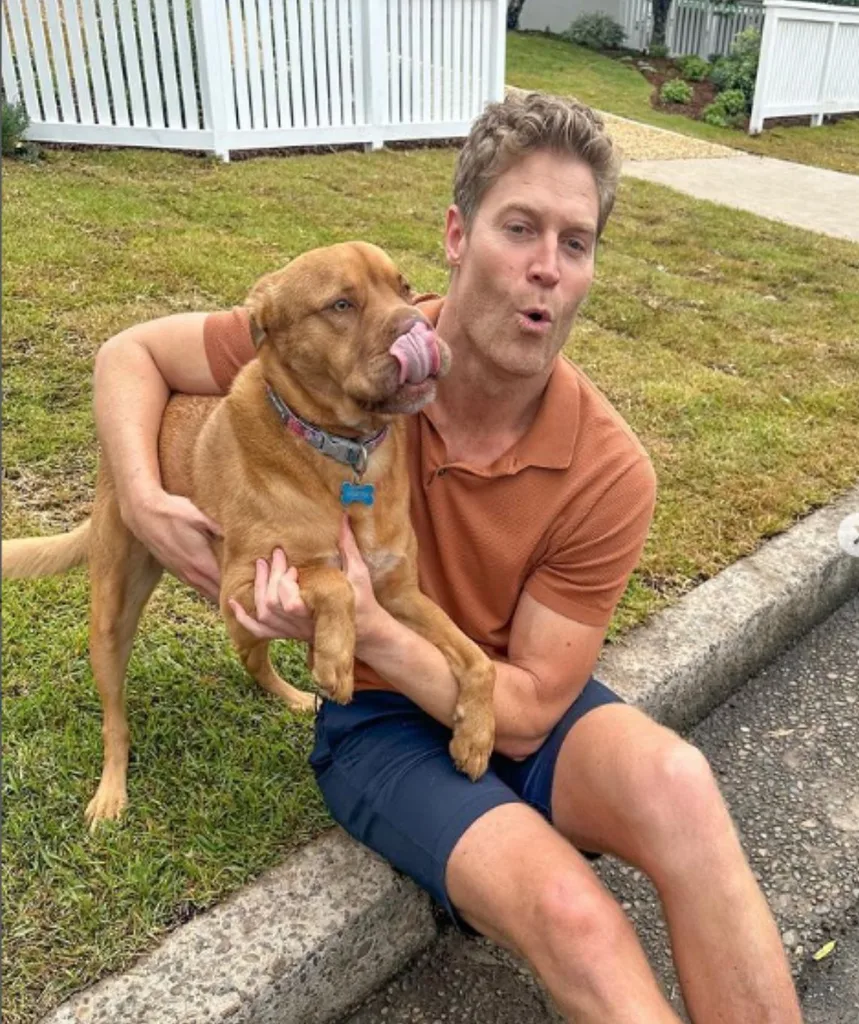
xmin=2 ymin=242 xmax=496 ymax=828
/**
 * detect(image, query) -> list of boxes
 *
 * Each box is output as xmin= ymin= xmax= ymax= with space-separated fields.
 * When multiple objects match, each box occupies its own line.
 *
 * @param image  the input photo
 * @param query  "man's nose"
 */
xmin=527 ymin=237 xmax=561 ymax=287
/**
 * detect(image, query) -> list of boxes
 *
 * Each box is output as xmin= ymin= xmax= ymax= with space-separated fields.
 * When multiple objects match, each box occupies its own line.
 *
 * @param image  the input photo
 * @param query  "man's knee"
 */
xmin=632 ymin=737 xmax=732 ymax=865
xmin=535 ymin=871 xmax=625 ymax=954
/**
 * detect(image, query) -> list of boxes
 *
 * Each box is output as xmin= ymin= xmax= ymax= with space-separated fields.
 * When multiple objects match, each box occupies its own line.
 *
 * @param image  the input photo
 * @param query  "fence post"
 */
xmin=192 ymin=0 xmax=231 ymax=160
xmin=488 ymin=0 xmax=507 ymax=103
xmin=362 ymin=0 xmax=387 ymax=150
xmin=811 ymin=18 xmax=838 ymax=127
xmin=748 ymin=0 xmax=776 ymax=135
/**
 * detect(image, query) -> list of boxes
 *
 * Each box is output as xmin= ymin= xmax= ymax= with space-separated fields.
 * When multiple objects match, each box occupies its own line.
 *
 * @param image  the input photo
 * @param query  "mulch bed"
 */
xmin=619 ymin=54 xmax=726 ymax=123
xmin=616 ymin=53 xmax=859 ymax=131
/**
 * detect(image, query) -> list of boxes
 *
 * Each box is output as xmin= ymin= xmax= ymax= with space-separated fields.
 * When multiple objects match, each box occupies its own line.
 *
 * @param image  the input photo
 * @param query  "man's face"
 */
xmin=445 ymin=149 xmax=600 ymax=379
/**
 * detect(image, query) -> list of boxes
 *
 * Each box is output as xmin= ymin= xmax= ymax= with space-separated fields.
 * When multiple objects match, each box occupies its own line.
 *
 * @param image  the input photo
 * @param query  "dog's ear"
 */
xmin=244 ymin=271 xmax=283 ymax=350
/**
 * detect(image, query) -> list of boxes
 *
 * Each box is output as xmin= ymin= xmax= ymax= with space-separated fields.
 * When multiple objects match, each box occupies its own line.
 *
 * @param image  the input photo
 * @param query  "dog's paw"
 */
xmin=84 ymin=782 xmax=128 ymax=831
xmin=288 ymin=689 xmax=318 ymax=713
xmin=312 ymin=652 xmax=354 ymax=705
xmin=449 ymin=703 xmax=495 ymax=781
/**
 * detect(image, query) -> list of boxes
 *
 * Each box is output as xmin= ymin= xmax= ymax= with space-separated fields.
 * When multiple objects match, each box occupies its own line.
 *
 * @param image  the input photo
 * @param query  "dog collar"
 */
xmin=265 ymin=385 xmax=388 ymax=478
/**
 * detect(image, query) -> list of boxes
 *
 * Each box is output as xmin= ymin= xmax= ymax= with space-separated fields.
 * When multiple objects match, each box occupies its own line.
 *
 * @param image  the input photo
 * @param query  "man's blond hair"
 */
xmin=453 ymin=91 xmax=620 ymax=239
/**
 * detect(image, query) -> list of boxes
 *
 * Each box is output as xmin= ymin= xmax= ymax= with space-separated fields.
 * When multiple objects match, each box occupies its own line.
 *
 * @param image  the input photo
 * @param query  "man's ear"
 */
xmin=444 ymin=204 xmax=467 ymax=269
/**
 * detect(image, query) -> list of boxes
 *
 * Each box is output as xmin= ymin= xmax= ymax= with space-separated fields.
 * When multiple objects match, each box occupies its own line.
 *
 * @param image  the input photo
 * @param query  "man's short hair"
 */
xmin=453 ymin=91 xmax=620 ymax=239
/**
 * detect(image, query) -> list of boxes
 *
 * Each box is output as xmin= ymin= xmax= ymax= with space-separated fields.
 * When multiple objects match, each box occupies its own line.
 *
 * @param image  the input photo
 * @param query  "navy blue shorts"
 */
xmin=309 ymin=677 xmax=624 ymax=928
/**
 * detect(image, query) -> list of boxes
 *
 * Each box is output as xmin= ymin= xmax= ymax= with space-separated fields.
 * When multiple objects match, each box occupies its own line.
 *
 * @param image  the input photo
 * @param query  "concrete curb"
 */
xmin=41 ymin=487 xmax=859 ymax=1024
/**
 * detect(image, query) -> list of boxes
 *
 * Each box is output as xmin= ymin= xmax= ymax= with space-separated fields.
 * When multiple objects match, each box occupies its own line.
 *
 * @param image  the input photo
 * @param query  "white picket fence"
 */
xmin=1 ymin=0 xmax=507 ymax=159
xmin=749 ymin=0 xmax=859 ymax=132
xmin=621 ymin=0 xmax=765 ymax=56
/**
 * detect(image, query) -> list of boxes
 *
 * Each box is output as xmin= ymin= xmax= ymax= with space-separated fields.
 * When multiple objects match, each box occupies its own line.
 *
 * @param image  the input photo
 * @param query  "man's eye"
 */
xmin=332 ymin=299 xmax=352 ymax=312
xmin=506 ymin=223 xmax=527 ymax=235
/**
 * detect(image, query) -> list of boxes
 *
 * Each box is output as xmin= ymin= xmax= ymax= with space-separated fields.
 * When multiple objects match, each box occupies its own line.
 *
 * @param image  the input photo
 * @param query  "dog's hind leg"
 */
xmin=85 ymin=485 xmax=163 ymax=829
xmin=221 ymin=570 xmax=316 ymax=713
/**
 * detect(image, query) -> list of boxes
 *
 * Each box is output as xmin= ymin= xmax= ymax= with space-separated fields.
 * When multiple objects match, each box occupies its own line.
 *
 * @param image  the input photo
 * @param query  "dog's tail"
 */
xmin=2 ymin=520 xmax=91 ymax=579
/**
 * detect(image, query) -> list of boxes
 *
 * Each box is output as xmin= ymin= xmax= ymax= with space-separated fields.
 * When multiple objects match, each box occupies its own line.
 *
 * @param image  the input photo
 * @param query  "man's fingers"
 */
xmin=338 ymin=515 xmax=360 ymax=568
xmin=228 ymin=599 xmax=280 ymax=639
xmin=254 ymin=557 xmax=270 ymax=616
xmin=276 ymin=571 xmax=306 ymax=615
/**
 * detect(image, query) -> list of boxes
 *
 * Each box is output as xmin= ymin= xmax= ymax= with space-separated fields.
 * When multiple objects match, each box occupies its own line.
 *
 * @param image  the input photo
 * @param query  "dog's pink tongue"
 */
xmin=389 ymin=322 xmax=441 ymax=385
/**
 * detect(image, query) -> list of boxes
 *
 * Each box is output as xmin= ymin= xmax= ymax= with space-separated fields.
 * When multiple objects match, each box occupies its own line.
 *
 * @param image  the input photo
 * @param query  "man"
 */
xmin=93 ymin=93 xmax=801 ymax=1022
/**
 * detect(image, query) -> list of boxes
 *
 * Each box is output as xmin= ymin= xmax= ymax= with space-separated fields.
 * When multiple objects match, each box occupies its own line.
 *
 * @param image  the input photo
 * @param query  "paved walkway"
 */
xmin=623 ymin=152 xmax=859 ymax=243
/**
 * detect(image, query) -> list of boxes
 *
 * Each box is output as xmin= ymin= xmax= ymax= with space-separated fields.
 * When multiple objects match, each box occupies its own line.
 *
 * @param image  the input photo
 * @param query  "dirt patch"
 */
xmin=624 ymin=55 xmax=723 ymax=122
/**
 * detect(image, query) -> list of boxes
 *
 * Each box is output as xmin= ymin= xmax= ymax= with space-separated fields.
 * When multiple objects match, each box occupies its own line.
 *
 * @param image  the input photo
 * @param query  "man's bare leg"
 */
xmin=446 ymin=803 xmax=682 ymax=1023
xmin=550 ymin=703 xmax=802 ymax=1024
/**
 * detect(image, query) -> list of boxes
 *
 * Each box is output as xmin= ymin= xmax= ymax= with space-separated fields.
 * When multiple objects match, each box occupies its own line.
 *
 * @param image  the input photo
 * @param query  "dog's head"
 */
xmin=245 ymin=242 xmax=451 ymax=431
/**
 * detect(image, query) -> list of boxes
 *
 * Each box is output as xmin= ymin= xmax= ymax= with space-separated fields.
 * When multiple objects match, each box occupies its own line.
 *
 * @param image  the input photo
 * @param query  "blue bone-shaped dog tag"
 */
xmin=341 ymin=482 xmax=375 ymax=506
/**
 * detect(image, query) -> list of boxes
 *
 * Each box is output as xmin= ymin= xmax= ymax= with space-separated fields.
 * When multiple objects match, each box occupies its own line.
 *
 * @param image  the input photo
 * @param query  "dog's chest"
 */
xmin=353 ymin=515 xmax=403 ymax=582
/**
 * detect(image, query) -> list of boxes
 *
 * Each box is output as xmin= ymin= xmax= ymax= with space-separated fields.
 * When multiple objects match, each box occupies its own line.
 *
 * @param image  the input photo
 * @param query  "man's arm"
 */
xmin=92 ymin=312 xmax=225 ymax=599
xmin=231 ymin=522 xmax=608 ymax=760
xmin=358 ymin=589 xmax=606 ymax=760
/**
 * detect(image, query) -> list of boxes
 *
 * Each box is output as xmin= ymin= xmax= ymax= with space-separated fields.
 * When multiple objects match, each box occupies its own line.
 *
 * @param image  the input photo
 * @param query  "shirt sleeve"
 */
xmin=203 ymin=306 xmax=256 ymax=394
xmin=524 ymin=456 xmax=657 ymax=627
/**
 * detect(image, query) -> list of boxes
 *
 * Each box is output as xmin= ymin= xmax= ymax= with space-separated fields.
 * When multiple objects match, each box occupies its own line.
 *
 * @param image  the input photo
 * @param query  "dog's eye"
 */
xmin=331 ymin=299 xmax=352 ymax=313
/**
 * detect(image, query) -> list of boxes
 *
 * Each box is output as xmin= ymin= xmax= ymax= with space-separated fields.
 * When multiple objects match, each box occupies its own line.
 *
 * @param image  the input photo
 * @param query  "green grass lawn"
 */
xmin=507 ymin=31 xmax=859 ymax=175
xmin=3 ymin=144 xmax=859 ymax=1023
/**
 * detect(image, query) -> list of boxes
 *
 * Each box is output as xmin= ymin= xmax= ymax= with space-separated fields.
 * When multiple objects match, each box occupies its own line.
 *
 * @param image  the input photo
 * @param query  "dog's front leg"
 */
xmin=221 ymin=569 xmax=316 ymax=712
xmin=296 ymin=564 xmax=356 ymax=705
xmin=374 ymin=582 xmax=495 ymax=780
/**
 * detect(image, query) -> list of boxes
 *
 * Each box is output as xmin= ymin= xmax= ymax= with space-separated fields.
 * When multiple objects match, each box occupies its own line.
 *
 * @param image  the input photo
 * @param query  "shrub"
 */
xmin=563 ymin=13 xmax=626 ymax=51
xmin=713 ymin=88 xmax=747 ymax=116
xmin=2 ymin=97 xmax=30 ymax=157
xmin=660 ymin=79 xmax=694 ymax=105
xmin=702 ymin=89 xmax=748 ymax=128
xmin=648 ymin=43 xmax=670 ymax=58
xmin=675 ymin=55 xmax=710 ymax=81
xmin=708 ymin=27 xmax=760 ymax=111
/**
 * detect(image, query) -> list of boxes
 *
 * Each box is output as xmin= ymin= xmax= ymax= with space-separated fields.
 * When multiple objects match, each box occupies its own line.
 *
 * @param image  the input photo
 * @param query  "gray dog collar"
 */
xmin=265 ymin=386 xmax=387 ymax=478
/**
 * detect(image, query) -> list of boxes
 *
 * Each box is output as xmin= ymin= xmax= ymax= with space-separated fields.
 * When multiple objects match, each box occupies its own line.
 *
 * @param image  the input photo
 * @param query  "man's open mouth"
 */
xmin=520 ymin=307 xmax=552 ymax=324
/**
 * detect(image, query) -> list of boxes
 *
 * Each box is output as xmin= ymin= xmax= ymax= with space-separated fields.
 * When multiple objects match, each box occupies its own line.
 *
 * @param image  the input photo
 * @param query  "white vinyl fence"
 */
xmin=1 ymin=0 xmax=506 ymax=159
xmin=749 ymin=0 xmax=859 ymax=132
xmin=621 ymin=0 xmax=764 ymax=56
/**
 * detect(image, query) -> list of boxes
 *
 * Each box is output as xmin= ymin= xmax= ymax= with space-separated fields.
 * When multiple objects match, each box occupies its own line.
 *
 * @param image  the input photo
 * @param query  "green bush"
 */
xmin=675 ymin=55 xmax=710 ymax=81
xmin=563 ymin=13 xmax=626 ymax=51
xmin=660 ymin=79 xmax=694 ymax=105
xmin=2 ymin=97 xmax=30 ymax=157
xmin=702 ymin=89 xmax=748 ymax=128
xmin=714 ymin=88 xmax=747 ymax=116
xmin=649 ymin=43 xmax=670 ymax=58
xmin=708 ymin=27 xmax=760 ymax=112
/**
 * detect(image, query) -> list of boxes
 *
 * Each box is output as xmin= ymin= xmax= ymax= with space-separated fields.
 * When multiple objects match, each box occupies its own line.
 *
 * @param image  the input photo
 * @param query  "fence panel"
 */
xmin=750 ymin=0 xmax=859 ymax=132
xmin=620 ymin=0 xmax=764 ymax=56
xmin=4 ymin=0 xmax=506 ymax=157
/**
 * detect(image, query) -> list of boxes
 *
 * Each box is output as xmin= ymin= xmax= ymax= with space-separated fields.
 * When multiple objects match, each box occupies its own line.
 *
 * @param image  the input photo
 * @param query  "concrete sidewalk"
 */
xmin=624 ymin=153 xmax=859 ymax=243
xmin=41 ymin=486 xmax=859 ymax=1024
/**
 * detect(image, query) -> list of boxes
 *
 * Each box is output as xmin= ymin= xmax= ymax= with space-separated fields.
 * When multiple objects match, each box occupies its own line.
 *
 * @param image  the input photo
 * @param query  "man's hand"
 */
xmin=228 ymin=516 xmax=386 ymax=645
xmin=126 ymin=490 xmax=223 ymax=602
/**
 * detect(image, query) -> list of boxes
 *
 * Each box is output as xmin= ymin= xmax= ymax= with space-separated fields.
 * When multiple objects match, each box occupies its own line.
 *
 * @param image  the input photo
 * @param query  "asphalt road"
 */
xmin=339 ymin=594 xmax=859 ymax=1023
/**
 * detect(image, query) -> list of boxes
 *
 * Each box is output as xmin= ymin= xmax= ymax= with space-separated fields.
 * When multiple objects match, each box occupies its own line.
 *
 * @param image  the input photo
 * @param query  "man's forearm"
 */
xmin=93 ymin=336 xmax=169 ymax=522
xmin=357 ymin=610 xmax=548 ymax=759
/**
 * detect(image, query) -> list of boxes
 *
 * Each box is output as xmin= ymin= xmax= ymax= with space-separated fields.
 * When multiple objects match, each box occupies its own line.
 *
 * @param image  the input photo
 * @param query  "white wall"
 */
xmin=518 ymin=0 xmax=625 ymax=35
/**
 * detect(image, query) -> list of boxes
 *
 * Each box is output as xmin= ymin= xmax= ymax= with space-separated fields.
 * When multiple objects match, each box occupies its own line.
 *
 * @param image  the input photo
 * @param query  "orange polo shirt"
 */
xmin=204 ymin=301 xmax=656 ymax=692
